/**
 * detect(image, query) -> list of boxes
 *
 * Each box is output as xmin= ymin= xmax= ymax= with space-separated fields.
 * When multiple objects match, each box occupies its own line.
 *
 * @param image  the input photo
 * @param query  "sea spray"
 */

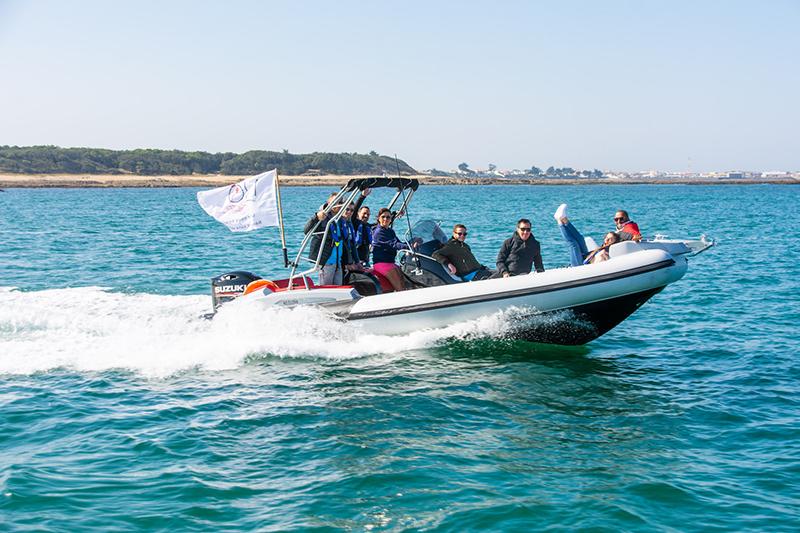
xmin=0 ymin=287 xmax=568 ymax=377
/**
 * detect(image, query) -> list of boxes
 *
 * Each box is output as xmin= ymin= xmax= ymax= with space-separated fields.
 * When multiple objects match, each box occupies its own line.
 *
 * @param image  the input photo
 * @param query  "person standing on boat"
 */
xmin=304 ymin=197 xmax=346 ymax=285
xmin=371 ymin=208 xmax=414 ymax=291
xmin=353 ymin=205 xmax=372 ymax=265
xmin=351 ymin=189 xmax=373 ymax=266
xmin=339 ymin=203 xmax=362 ymax=273
xmin=614 ymin=210 xmax=642 ymax=241
xmin=433 ymin=224 xmax=494 ymax=281
xmin=495 ymin=218 xmax=544 ymax=277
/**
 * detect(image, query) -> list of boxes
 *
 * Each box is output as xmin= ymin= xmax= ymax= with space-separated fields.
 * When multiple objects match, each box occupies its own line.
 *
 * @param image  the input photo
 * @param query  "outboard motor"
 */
xmin=211 ymin=271 xmax=262 ymax=310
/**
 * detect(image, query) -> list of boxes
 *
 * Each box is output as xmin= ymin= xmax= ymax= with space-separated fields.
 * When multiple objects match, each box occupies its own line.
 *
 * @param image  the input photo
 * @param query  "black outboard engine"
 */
xmin=211 ymin=271 xmax=262 ymax=311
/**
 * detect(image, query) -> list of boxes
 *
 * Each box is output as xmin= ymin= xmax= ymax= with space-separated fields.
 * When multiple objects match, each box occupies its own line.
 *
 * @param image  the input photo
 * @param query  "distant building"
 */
xmin=422 ymin=168 xmax=450 ymax=177
xmin=761 ymin=171 xmax=789 ymax=178
xmin=727 ymin=171 xmax=744 ymax=179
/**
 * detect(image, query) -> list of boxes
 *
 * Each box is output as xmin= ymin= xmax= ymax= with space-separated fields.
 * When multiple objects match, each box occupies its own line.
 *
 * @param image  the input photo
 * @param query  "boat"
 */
xmin=207 ymin=177 xmax=713 ymax=345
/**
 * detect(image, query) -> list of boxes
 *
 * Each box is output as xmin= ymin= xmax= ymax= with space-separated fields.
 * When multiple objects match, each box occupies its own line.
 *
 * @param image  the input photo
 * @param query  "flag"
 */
xmin=197 ymin=170 xmax=280 ymax=232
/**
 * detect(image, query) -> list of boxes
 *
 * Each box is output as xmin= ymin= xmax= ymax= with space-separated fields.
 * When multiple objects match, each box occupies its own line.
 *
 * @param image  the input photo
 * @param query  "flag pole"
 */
xmin=274 ymin=169 xmax=289 ymax=267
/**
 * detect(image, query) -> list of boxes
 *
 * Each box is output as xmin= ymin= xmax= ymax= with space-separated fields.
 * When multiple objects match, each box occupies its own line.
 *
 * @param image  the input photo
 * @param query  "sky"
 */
xmin=0 ymin=0 xmax=798 ymax=172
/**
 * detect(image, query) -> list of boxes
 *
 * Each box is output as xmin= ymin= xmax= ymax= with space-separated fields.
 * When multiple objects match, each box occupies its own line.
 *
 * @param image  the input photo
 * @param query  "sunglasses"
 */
xmin=614 ymin=217 xmax=626 ymax=222
xmin=518 ymin=227 xmax=532 ymax=232
xmin=455 ymin=231 xmax=468 ymax=236
xmin=379 ymin=215 xmax=392 ymax=219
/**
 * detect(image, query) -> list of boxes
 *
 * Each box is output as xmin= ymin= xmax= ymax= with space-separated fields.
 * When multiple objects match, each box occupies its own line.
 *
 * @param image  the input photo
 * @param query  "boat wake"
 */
xmin=0 ymin=286 xmax=591 ymax=377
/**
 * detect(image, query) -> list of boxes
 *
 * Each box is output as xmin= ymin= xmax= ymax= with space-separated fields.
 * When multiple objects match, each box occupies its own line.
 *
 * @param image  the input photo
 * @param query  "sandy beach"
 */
xmin=0 ymin=173 xmax=797 ymax=188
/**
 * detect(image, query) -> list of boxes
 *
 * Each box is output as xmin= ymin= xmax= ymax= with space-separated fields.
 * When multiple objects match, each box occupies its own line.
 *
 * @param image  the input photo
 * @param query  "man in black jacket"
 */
xmin=351 ymin=189 xmax=373 ymax=265
xmin=432 ymin=224 xmax=494 ymax=281
xmin=496 ymin=218 xmax=544 ymax=277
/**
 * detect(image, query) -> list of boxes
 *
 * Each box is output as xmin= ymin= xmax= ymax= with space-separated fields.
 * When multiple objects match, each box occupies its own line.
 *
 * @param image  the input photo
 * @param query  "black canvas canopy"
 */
xmin=344 ymin=177 xmax=419 ymax=192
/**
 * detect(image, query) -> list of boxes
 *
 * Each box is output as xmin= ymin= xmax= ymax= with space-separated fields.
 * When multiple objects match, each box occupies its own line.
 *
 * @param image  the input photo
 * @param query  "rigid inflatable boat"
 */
xmin=207 ymin=178 xmax=712 ymax=345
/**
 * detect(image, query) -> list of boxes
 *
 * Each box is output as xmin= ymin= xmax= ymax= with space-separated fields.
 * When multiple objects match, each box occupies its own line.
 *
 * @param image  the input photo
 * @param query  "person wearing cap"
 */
xmin=496 ymin=218 xmax=544 ymax=277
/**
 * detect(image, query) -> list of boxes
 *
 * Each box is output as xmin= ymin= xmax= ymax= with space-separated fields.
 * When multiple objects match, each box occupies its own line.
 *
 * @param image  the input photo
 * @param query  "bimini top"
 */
xmin=345 ymin=177 xmax=419 ymax=192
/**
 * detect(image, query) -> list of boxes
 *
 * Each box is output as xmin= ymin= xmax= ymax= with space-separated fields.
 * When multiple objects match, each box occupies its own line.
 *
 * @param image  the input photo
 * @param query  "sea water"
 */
xmin=1 ymin=185 xmax=798 ymax=531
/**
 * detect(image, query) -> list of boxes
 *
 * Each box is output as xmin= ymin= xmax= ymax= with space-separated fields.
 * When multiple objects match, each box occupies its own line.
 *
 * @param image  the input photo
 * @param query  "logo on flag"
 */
xmin=197 ymin=170 xmax=280 ymax=232
xmin=228 ymin=183 xmax=246 ymax=203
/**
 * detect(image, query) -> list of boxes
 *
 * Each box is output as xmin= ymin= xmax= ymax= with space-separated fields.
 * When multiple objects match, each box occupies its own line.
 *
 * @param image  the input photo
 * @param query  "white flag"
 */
xmin=197 ymin=170 xmax=280 ymax=232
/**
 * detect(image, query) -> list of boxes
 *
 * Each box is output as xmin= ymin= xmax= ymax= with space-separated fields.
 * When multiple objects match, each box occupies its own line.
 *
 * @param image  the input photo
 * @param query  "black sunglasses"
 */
xmin=518 ymin=227 xmax=532 ymax=232
xmin=455 ymin=231 xmax=468 ymax=236
xmin=614 ymin=217 xmax=626 ymax=222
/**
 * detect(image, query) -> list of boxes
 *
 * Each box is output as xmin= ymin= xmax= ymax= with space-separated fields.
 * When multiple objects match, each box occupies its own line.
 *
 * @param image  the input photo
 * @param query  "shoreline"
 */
xmin=0 ymin=173 xmax=797 ymax=188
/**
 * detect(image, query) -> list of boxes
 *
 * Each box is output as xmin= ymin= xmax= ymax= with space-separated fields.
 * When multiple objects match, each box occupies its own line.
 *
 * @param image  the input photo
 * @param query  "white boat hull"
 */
xmin=237 ymin=248 xmax=687 ymax=345
xmin=344 ymin=249 xmax=685 ymax=343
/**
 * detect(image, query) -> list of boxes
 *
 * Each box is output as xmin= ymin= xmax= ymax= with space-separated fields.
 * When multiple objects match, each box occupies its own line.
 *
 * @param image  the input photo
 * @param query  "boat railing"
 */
xmin=288 ymin=188 xmax=360 ymax=289
xmin=286 ymin=179 xmax=420 ymax=290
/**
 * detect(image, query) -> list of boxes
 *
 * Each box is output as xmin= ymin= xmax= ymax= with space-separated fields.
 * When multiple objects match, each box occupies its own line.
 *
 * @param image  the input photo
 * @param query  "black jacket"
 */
xmin=351 ymin=195 xmax=372 ymax=263
xmin=432 ymin=238 xmax=483 ymax=277
xmin=496 ymin=233 xmax=544 ymax=275
xmin=304 ymin=214 xmax=335 ymax=266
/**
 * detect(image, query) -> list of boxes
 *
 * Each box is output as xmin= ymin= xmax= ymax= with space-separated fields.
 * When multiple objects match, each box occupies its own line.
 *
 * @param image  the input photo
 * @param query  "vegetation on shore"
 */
xmin=0 ymin=146 xmax=416 ymax=176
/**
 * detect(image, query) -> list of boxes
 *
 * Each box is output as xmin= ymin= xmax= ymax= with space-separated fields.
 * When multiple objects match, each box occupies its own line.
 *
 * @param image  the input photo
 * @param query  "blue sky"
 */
xmin=0 ymin=0 xmax=797 ymax=172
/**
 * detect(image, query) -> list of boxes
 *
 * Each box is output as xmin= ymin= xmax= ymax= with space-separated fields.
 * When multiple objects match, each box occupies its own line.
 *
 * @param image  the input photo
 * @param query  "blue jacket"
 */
xmin=371 ymin=226 xmax=409 ymax=264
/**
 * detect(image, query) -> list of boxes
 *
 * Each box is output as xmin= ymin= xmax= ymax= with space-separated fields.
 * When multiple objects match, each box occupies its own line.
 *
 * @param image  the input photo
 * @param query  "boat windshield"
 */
xmin=405 ymin=219 xmax=448 ymax=245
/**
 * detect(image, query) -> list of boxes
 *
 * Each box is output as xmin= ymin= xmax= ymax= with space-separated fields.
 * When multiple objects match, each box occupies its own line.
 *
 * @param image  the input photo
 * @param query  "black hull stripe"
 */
xmin=347 ymin=258 xmax=676 ymax=320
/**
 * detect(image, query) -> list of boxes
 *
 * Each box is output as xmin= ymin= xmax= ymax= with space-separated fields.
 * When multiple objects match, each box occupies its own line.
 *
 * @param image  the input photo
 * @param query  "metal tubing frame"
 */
xmin=286 ymin=184 xmax=418 ymax=291
xmin=288 ymin=187 xmax=360 ymax=290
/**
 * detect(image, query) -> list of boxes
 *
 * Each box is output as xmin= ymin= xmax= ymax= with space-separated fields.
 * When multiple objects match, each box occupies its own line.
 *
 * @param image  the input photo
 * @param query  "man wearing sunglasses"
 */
xmin=496 ymin=218 xmax=545 ymax=278
xmin=432 ymin=224 xmax=493 ymax=281
xmin=614 ymin=210 xmax=641 ymax=242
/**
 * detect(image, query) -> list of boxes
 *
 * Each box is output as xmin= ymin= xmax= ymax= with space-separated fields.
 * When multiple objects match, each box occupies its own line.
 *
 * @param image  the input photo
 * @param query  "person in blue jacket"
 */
xmin=371 ymin=207 xmax=417 ymax=291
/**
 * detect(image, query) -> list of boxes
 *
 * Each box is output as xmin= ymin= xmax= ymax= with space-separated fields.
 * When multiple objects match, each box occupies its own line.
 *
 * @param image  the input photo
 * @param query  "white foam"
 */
xmin=0 ymin=286 xmax=533 ymax=377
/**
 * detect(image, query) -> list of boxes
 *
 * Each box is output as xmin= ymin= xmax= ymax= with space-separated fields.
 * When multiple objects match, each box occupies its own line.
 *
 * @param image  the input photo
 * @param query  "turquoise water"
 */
xmin=1 ymin=185 xmax=798 ymax=531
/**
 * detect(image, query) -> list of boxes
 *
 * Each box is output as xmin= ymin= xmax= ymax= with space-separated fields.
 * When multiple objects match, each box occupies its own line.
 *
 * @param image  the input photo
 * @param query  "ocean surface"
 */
xmin=1 ymin=184 xmax=798 ymax=531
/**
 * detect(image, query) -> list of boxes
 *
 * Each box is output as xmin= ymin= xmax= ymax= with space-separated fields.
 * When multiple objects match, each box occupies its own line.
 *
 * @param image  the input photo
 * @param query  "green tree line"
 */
xmin=0 ymin=146 xmax=417 ymax=176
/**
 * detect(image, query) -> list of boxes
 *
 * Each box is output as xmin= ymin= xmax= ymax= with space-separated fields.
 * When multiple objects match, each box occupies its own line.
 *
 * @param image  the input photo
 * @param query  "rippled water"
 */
xmin=1 ymin=185 xmax=798 ymax=530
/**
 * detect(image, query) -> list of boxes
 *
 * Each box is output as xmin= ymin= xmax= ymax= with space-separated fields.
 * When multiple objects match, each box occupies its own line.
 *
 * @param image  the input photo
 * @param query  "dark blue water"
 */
xmin=1 ymin=185 xmax=798 ymax=530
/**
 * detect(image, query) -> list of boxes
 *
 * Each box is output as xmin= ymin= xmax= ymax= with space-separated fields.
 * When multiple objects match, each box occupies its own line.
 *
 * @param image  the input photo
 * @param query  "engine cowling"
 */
xmin=210 ymin=271 xmax=261 ymax=310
